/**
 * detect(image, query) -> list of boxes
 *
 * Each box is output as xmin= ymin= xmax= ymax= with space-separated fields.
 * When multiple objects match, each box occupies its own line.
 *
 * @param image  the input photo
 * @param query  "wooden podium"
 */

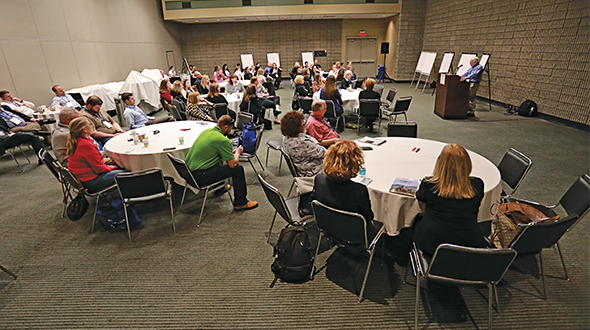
xmin=434 ymin=73 xmax=469 ymax=119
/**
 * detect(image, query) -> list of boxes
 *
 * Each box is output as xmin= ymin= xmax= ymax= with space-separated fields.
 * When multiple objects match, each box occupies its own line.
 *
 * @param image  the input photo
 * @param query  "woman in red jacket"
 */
xmin=67 ymin=117 xmax=126 ymax=192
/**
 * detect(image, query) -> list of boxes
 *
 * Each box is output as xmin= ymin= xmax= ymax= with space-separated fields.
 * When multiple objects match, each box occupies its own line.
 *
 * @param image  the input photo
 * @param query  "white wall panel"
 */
xmin=30 ymin=0 xmax=70 ymax=40
xmin=72 ymin=42 xmax=104 ymax=86
xmin=0 ymin=0 xmax=38 ymax=40
xmin=41 ymin=41 xmax=81 ymax=89
xmin=62 ymin=0 xmax=95 ymax=42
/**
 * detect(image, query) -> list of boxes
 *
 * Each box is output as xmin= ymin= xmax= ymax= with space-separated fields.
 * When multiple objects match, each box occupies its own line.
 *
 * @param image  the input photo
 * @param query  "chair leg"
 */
xmin=539 ymin=251 xmax=547 ymax=300
xmin=179 ymin=185 xmax=188 ymax=212
xmin=488 ymin=283 xmax=493 ymax=330
xmin=18 ymin=146 xmax=31 ymax=163
xmin=255 ymin=154 xmax=265 ymax=172
xmin=287 ymin=180 xmax=296 ymax=198
xmin=169 ymin=196 xmax=176 ymax=234
xmin=555 ymin=242 xmax=569 ymax=280
xmin=415 ymin=274 xmax=421 ymax=330
xmin=8 ymin=150 xmax=25 ymax=172
xmin=123 ymin=203 xmax=132 ymax=242
xmin=358 ymin=247 xmax=376 ymax=303
xmin=265 ymin=146 xmax=270 ymax=167
xmin=278 ymin=153 xmax=283 ymax=175
xmin=90 ymin=195 xmax=100 ymax=234
xmin=493 ymin=284 xmax=501 ymax=313
xmin=197 ymin=187 xmax=210 ymax=227
xmin=310 ymin=232 xmax=323 ymax=280
xmin=267 ymin=211 xmax=278 ymax=244
xmin=248 ymin=159 xmax=259 ymax=176
xmin=403 ymin=112 xmax=408 ymax=121
xmin=0 ymin=264 xmax=17 ymax=280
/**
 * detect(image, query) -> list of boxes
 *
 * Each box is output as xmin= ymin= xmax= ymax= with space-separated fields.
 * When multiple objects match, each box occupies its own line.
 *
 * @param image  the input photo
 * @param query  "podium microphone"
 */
xmin=456 ymin=64 xmax=463 ymax=72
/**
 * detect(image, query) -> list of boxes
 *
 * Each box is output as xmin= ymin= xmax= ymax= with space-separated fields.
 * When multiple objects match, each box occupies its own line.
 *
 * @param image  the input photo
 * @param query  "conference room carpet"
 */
xmin=0 ymin=81 xmax=588 ymax=329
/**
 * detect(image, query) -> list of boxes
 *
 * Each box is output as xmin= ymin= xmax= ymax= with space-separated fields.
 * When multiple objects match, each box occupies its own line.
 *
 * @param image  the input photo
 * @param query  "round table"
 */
xmin=355 ymin=137 xmax=502 ymax=236
xmin=104 ymin=121 xmax=216 ymax=184
xmin=223 ymin=92 xmax=243 ymax=114
xmin=33 ymin=108 xmax=60 ymax=132
xmin=313 ymin=89 xmax=361 ymax=109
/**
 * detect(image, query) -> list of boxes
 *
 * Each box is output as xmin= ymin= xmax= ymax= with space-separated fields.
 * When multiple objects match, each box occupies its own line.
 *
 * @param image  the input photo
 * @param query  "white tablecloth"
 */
xmin=218 ymin=80 xmax=251 ymax=91
xmin=104 ymin=121 xmax=216 ymax=184
xmin=355 ymin=137 xmax=502 ymax=236
xmin=313 ymin=89 xmax=361 ymax=109
xmin=33 ymin=109 xmax=60 ymax=132
xmin=223 ymin=93 xmax=242 ymax=114
xmin=67 ymin=82 xmax=124 ymax=111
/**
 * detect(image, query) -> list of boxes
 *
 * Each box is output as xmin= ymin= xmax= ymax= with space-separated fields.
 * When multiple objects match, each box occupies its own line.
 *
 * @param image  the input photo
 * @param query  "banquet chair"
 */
xmin=354 ymin=79 xmax=365 ymax=89
xmin=356 ymin=99 xmax=382 ymax=135
xmin=168 ymin=103 xmax=183 ymax=121
xmin=214 ymin=103 xmax=228 ymax=120
xmin=265 ymin=138 xmax=283 ymax=175
xmin=239 ymin=126 xmax=265 ymax=176
xmin=374 ymin=84 xmax=385 ymax=97
xmin=381 ymin=88 xmax=398 ymax=115
xmin=407 ymin=243 xmax=517 ymax=330
xmin=385 ymin=96 xmax=412 ymax=122
xmin=114 ymin=168 xmax=175 ymax=242
xmin=387 ymin=121 xmax=418 ymax=138
xmin=497 ymin=148 xmax=532 ymax=201
xmin=507 ymin=215 xmax=578 ymax=300
xmin=59 ymin=167 xmax=118 ymax=234
xmin=167 ymin=153 xmax=234 ymax=226
xmin=310 ymin=200 xmax=385 ymax=303
xmin=258 ymin=174 xmax=313 ymax=244
xmin=2 ymin=144 xmax=31 ymax=172
xmin=39 ymin=149 xmax=71 ymax=217
xmin=324 ymin=100 xmax=344 ymax=131
xmin=281 ymin=148 xmax=301 ymax=197
xmin=298 ymin=96 xmax=313 ymax=115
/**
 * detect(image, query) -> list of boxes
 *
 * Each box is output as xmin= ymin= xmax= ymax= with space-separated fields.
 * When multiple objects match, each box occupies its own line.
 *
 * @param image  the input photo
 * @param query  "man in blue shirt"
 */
xmin=51 ymin=85 xmax=82 ymax=110
xmin=122 ymin=93 xmax=173 ymax=129
xmin=460 ymin=57 xmax=484 ymax=115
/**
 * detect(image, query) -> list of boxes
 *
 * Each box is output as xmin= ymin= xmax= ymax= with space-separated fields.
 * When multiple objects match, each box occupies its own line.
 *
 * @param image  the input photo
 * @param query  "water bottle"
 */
xmin=359 ymin=165 xmax=366 ymax=180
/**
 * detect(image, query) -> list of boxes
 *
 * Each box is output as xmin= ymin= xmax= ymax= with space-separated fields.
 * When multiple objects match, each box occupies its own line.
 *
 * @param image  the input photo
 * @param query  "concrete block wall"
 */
xmin=421 ymin=0 xmax=590 ymax=124
xmin=180 ymin=20 xmax=342 ymax=77
xmin=394 ymin=0 xmax=428 ymax=81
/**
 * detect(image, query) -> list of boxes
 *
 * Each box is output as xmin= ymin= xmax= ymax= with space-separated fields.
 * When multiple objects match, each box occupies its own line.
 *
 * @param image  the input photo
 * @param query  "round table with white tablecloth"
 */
xmin=222 ymin=93 xmax=243 ymax=114
xmin=104 ymin=121 xmax=216 ymax=184
xmin=313 ymin=88 xmax=361 ymax=109
xmin=354 ymin=137 xmax=502 ymax=236
xmin=218 ymin=80 xmax=251 ymax=91
xmin=33 ymin=108 xmax=60 ymax=132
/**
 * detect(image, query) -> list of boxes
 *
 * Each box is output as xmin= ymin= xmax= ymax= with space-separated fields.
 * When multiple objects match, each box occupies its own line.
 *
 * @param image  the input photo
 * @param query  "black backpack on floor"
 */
xmin=518 ymin=100 xmax=538 ymax=117
xmin=270 ymin=226 xmax=313 ymax=286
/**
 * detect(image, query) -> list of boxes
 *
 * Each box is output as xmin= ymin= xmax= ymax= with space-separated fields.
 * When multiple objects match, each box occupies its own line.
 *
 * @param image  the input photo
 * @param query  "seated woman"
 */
xmin=171 ymin=81 xmax=186 ymax=103
xmin=197 ymin=75 xmax=210 ymax=94
xmin=243 ymin=67 xmax=253 ymax=81
xmin=314 ymin=140 xmax=379 ymax=240
xmin=358 ymin=78 xmax=380 ymax=132
xmin=213 ymin=67 xmax=228 ymax=83
xmin=281 ymin=111 xmax=325 ymax=177
xmin=294 ymin=75 xmax=310 ymax=98
xmin=302 ymin=68 xmax=312 ymax=91
xmin=226 ymin=74 xmax=245 ymax=93
xmin=206 ymin=83 xmax=228 ymax=105
xmin=181 ymin=78 xmax=193 ymax=97
xmin=312 ymin=73 xmax=324 ymax=93
xmin=67 ymin=117 xmax=126 ymax=193
xmin=340 ymin=70 xmax=354 ymax=89
xmin=186 ymin=92 xmax=215 ymax=122
xmin=413 ymin=143 xmax=490 ymax=256
xmin=159 ymin=79 xmax=172 ymax=102
xmin=319 ymin=75 xmax=344 ymax=131
xmin=240 ymin=84 xmax=268 ymax=125
xmin=335 ymin=68 xmax=346 ymax=82
xmin=256 ymin=75 xmax=281 ymax=124
xmin=222 ymin=63 xmax=231 ymax=77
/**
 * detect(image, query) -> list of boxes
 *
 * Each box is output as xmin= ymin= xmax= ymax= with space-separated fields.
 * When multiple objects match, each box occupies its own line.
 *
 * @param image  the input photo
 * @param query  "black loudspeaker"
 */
xmin=381 ymin=42 xmax=389 ymax=54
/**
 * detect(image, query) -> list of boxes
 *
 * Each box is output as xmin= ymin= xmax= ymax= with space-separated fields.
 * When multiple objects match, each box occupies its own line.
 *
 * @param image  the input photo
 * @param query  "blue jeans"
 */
xmin=83 ymin=169 xmax=127 ymax=193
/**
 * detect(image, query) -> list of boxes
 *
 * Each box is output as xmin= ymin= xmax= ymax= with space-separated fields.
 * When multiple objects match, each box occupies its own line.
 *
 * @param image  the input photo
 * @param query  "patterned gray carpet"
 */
xmin=1 ymin=81 xmax=588 ymax=329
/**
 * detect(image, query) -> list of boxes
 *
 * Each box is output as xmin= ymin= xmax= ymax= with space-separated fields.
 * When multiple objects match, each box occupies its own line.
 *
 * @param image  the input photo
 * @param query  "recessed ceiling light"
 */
xmin=194 ymin=20 xmax=199 ymax=22
xmin=216 ymin=19 xmax=220 ymax=21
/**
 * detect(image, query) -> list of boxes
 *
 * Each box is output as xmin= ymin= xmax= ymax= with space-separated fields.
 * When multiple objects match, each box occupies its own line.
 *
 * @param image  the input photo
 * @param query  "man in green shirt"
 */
xmin=185 ymin=115 xmax=258 ymax=210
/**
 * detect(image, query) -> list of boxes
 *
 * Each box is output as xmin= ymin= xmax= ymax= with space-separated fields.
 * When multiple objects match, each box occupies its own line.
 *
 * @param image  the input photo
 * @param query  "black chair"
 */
xmin=2 ymin=144 xmax=31 ymax=172
xmin=114 ymin=168 xmax=175 ymax=242
xmin=324 ymin=100 xmax=344 ymax=131
xmin=381 ymin=88 xmax=398 ymax=115
xmin=257 ymin=174 xmax=313 ymax=244
xmin=356 ymin=99 xmax=381 ymax=135
xmin=387 ymin=121 xmax=418 ymax=138
xmin=265 ymin=139 xmax=283 ymax=175
xmin=167 ymin=153 xmax=234 ymax=226
xmin=39 ymin=149 xmax=71 ymax=217
xmin=374 ymin=84 xmax=384 ymax=97
xmin=407 ymin=243 xmax=517 ymax=330
xmin=310 ymin=200 xmax=385 ymax=303
xmin=354 ymin=78 xmax=365 ymax=89
xmin=59 ymin=167 xmax=118 ymax=233
xmin=298 ymin=96 xmax=313 ymax=114
xmin=214 ymin=103 xmax=228 ymax=120
xmin=507 ymin=215 xmax=578 ymax=300
xmin=239 ymin=126 xmax=265 ymax=176
xmin=280 ymin=148 xmax=300 ymax=197
xmin=385 ymin=96 xmax=412 ymax=122
xmin=497 ymin=148 xmax=532 ymax=201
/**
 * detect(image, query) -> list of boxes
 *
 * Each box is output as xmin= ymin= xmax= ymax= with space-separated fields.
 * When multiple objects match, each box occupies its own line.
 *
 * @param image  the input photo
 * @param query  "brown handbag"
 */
xmin=489 ymin=202 xmax=559 ymax=248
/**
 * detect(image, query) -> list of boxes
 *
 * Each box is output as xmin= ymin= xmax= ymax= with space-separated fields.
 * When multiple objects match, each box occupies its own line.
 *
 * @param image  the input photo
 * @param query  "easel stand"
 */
xmin=484 ymin=64 xmax=492 ymax=112
xmin=378 ymin=54 xmax=393 ymax=83
xmin=414 ymin=73 xmax=431 ymax=93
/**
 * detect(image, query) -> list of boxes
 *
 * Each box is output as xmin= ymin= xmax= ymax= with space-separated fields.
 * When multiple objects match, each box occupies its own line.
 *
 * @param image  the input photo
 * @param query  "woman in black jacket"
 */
xmin=239 ymin=84 xmax=266 ymax=124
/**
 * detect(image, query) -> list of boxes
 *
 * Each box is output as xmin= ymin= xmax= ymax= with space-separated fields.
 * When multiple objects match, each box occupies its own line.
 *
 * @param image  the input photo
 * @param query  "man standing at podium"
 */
xmin=460 ymin=57 xmax=483 ymax=116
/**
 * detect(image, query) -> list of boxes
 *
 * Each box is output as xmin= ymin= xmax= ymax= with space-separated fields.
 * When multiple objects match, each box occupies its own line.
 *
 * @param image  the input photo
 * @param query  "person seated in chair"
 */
xmin=413 ymin=143 xmax=490 ymax=256
xmin=206 ymin=83 xmax=228 ymax=105
xmin=51 ymin=107 xmax=80 ymax=166
xmin=358 ymin=78 xmax=381 ymax=132
xmin=186 ymin=92 xmax=216 ymax=122
xmin=185 ymin=115 xmax=258 ymax=211
xmin=51 ymin=85 xmax=82 ymax=110
xmin=0 ymin=103 xmax=42 ymax=133
xmin=281 ymin=111 xmax=325 ymax=177
xmin=226 ymin=74 xmax=245 ymax=94
xmin=314 ymin=140 xmax=379 ymax=240
xmin=305 ymin=100 xmax=340 ymax=147
xmin=122 ymin=92 xmax=173 ymax=129
xmin=0 ymin=90 xmax=35 ymax=116
xmin=0 ymin=115 xmax=44 ymax=165
xmin=80 ymin=95 xmax=124 ymax=145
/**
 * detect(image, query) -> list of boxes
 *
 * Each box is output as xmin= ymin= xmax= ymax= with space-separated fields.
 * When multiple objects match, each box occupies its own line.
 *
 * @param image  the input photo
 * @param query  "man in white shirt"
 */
xmin=0 ymin=90 xmax=35 ymax=116
xmin=51 ymin=85 xmax=82 ymax=109
xmin=122 ymin=92 xmax=173 ymax=129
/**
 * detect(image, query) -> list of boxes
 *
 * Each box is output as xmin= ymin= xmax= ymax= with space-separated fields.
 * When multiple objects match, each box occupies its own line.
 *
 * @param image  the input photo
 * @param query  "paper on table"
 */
xmin=440 ymin=74 xmax=446 ymax=85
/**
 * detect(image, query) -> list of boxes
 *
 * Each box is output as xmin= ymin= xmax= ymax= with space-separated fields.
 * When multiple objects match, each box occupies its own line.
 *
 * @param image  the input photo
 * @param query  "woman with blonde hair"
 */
xmin=313 ymin=140 xmax=379 ymax=239
xmin=197 ymin=75 xmax=210 ymax=94
xmin=206 ymin=83 xmax=228 ymax=105
xmin=186 ymin=92 xmax=215 ymax=122
xmin=413 ymin=143 xmax=490 ymax=255
xmin=67 ymin=117 xmax=125 ymax=192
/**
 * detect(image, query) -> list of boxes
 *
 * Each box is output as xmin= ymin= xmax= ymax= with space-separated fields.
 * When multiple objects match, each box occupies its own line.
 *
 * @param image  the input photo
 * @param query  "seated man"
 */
xmin=0 ymin=115 xmax=43 ymax=164
xmin=0 ymin=90 xmax=36 ymax=116
xmin=305 ymin=100 xmax=340 ymax=147
xmin=185 ymin=115 xmax=258 ymax=211
xmin=80 ymin=95 xmax=124 ymax=145
xmin=0 ymin=104 xmax=42 ymax=133
xmin=51 ymin=107 xmax=79 ymax=166
xmin=122 ymin=92 xmax=173 ymax=129
xmin=51 ymin=85 xmax=82 ymax=110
